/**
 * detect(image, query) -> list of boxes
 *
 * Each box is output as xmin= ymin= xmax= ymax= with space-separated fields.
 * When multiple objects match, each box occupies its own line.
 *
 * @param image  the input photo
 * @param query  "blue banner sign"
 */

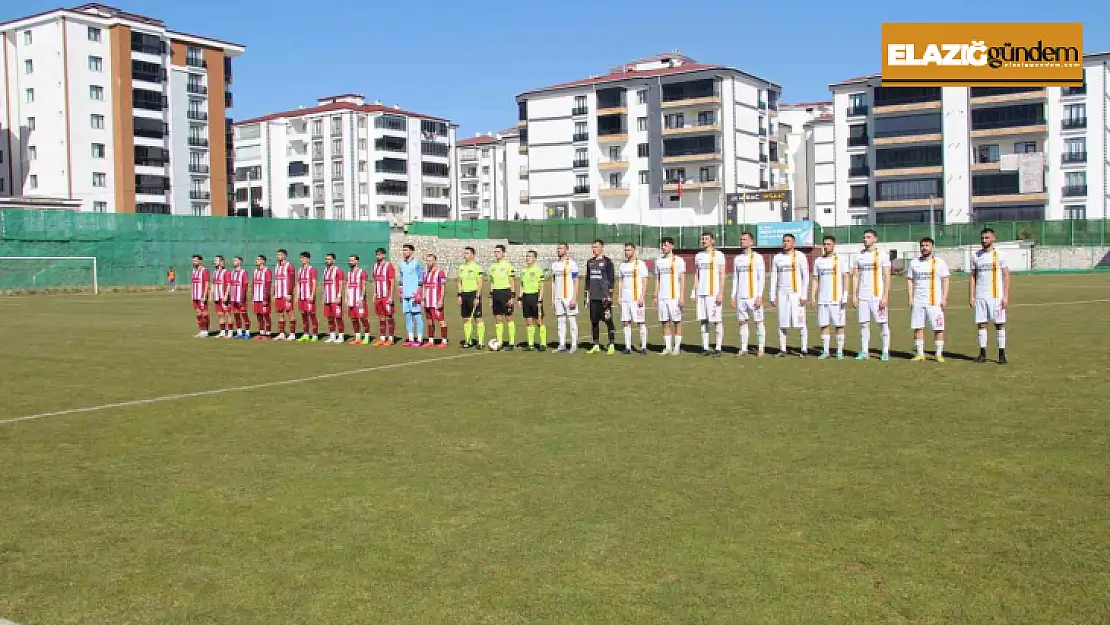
xmin=757 ymin=221 xmax=815 ymax=247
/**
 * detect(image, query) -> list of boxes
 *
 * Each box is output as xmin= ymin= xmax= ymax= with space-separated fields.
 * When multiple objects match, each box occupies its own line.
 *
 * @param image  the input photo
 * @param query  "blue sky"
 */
xmin=7 ymin=0 xmax=1104 ymax=138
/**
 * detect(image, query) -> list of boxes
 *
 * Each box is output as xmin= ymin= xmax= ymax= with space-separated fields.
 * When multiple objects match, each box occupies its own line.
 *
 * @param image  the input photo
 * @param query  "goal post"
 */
xmin=0 ymin=257 xmax=99 ymax=294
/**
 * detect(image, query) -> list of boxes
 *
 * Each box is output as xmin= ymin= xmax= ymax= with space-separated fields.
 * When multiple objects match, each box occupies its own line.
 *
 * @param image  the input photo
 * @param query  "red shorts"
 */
xmin=349 ymin=302 xmax=368 ymax=319
xmin=192 ymin=300 xmax=208 ymax=312
xmin=275 ymin=297 xmax=294 ymax=313
xmin=215 ymin=301 xmax=232 ymax=313
xmin=299 ymin=300 xmax=316 ymax=314
xmin=424 ymin=306 xmax=444 ymax=322
xmin=324 ymin=303 xmax=343 ymax=318
xmin=253 ymin=300 xmax=271 ymax=315
xmin=231 ymin=301 xmax=246 ymax=313
xmin=374 ymin=298 xmax=393 ymax=317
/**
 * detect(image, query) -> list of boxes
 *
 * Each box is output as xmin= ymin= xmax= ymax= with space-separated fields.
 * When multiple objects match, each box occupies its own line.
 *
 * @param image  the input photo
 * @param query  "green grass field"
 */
xmin=2 ymin=273 xmax=1110 ymax=625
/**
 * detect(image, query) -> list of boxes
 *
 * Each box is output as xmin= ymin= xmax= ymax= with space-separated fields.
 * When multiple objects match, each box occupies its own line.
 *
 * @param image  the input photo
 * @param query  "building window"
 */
xmin=637 ymin=117 xmax=647 ymax=131
xmin=312 ymin=119 xmax=323 ymax=137
xmin=23 ymin=30 xmax=31 ymax=45
xmin=24 ymin=59 xmax=33 ymax=74
xmin=358 ymin=116 xmax=366 ymax=129
xmin=359 ymin=183 xmax=368 ymax=196
xmin=665 ymin=167 xmax=685 ymax=182
xmin=574 ymin=95 xmax=587 ymax=110
xmin=1065 ymin=171 xmax=1086 ymax=188
xmin=0 ymin=180 xmax=3 ymax=192
xmin=482 ymin=165 xmax=490 ymax=174
xmin=1063 ymin=103 xmax=1086 ymax=123
xmin=331 ymin=116 xmax=342 ymax=135
xmin=638 ymin=170 xmax=648 ymax=185
xmin=88 ymin=55 xmax=103 ymax=72
xmin=88 ymin=27 xmax=101 ymax=42
xmin=609 ymin=172 xmax=621 ymax=188
xmin=609 ymin=145 xmax=621 ymax=161
xmin=331 ymin=161 xmax=342 ymax=177
xmin=976 ymin=144 xmax=1000 ymax=164
xmin=574 ymin=121 xmax=587 ymax=135
xmin=331 ymin=138 xmax=342 ymax=154
xmin=27 ymin=117 xmax=36 ymax=131
xmin=25 ymin=88 xmax=34 ymax=103
xmin=483 ymin=199 xmax=490 ymax=209
xmin=1014 ymin=141 xmax=1038 ymax=154
xmin=93 ymin=173 xmax=106 ymax=187
xmin=93 ymin=201 xmax=107 ymax=212
xmin=482 ymin=182 xmax=490 ymax=192
xmin=90 ymin=85 xmax=104 ymax=100
xmin=28 ymin=146 xmax=37 ymax=160
xmin=91 ymin=114 xmax=105 ymax=129
xmin=358 ymin=160 xmax=366 ymax=172
xmin=358 ymin=138 xmax=367 ymax=151
xmin=637 ymin=90 xmax=647 ymax=105
xmin=1064 ymin=205 xmax=1086 ymax=220
xmin=29 ymin=175 xmax=38 ymax=189
xmin=91 ymin=143 xmax=105 ymax=158
xmin=637 ymin=143 xmax=649 ymax=158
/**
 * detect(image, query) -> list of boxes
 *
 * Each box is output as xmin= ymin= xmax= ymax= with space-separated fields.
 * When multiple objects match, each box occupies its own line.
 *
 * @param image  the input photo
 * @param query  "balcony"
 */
xmin=225 ymin=93 xmax=233 ymax=108
xmin=875 ymin=164 xmax=943 ymax=178
xmin=136 ymin=186 xmax=168 ymax=196
xmin=872 ymin=88 xmax=942 ymax=114
xmin=661 ymin=94 xmax=721 ymax=109
xmin=186 ymin=84 xmax=208 ymax=95
xmin=1061 ymin=85 xmax=1087 ymax=97
xmin=848 ymin=165 xmax=870 ymax=177
xmin=186 ymin=58 xmax=207 ymax=69
xmin=848 ymin=135 xmax=869 ymax=147
xmin=519 ymin=168 xmax=529 ymax=179
xmin=189 ymin=164 xmax=210 ymax=174
xmin=518 ymin=144 xmax=528 ymax=154
xmin=131 ymin=42 xmax=163 ymax=55
xmin=572 ymin=132 xmax=590 ymax=142
xmin=1063 ymin=185 xmax=1088 ymax=197
xmin=461 ymin=187 xmax=479 ymax=196
xmin=187 ymin=137 xmax=209 ymax=148
xmin=572 ymin=159 xmax=589 ymax=169
xmin=288 ymin=164 xmax=309 ymax=177
xmin=599 ymin=186 xmax=630 ymax=197
xmin=189 ymin=190 xmax=212 ymax=200
xmin=520 ymin=192 xmax=530 ymax=203
xmin=846 ymin=105 xmax=869 ymax=117
xmin=848 ymin=196 xmax=871 ymax=207
xmin=597 ymin=131 xmax=627 ymax=144
xmin=1062 ymin=152 xmax=1087 ymax=164
xmin=663 ymin=179 xmax=720 ymax=191
xmin=759 ymin=154 xmax=768 ymax=163
xmin=598 ymin=160 xmax=627 ymax=170
xmin=572 ymin=106 xmax=589 ymax=116
xmin=573 ymin=185 xmax=590 ymax=195
xmin=187 ymin=111 xmax=208 ymax=122
xmin=1062 ymin=118 xmax=1087 ymax=130
xmin=461 ymin=171 xmax=478 ymax=181
xmin=596 ymin=99 xmax=627 ymax=116
xmin=969 ymin=87 xmax=1046 ymax=105
xmin=661 ymin=151 xmax=721 ymax=164
xmin=759 ymin=180 xmax=769 ymax=189
xmin=758 ymin=127 xmax=767 ymax=137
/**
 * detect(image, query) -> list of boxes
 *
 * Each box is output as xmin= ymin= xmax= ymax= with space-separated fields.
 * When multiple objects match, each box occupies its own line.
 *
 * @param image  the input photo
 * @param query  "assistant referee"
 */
xmin=457 ymin=246 xmax=485 ymax=349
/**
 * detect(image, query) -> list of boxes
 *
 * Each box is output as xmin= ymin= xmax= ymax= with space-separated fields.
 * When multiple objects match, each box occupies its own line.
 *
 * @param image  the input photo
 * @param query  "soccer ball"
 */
xmin=487 ymin=339 xmax=502 ymax=351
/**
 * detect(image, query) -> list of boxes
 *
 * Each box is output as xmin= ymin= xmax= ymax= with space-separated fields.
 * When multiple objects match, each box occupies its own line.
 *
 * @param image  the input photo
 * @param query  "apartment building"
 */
xmin=455 ymin=128 xmax=534 ymax=220
xmin=816 ymin=53 xmax=1110 ymax=226
xmin=778 ymin=101 xmax=833 ymax=220
xmin=0 ymin=3 xmax=242 ymax=215
xmin=232 ymin=95 xmax=455 ymax=221
xmin=515 ymin=52 xmax=787 ymax=226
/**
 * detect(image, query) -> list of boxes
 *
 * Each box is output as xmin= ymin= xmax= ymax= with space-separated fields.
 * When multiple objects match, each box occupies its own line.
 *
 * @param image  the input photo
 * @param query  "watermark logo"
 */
xmin=882 ymin=23 xmax=1083 ymax=86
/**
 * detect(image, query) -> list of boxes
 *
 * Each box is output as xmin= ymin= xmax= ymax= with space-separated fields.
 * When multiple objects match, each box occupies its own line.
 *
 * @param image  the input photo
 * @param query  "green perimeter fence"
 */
xmin=410 ymin=219 xmax=1110 ymax=248
xmin=0 ymin=210 xmax=389 ymax=291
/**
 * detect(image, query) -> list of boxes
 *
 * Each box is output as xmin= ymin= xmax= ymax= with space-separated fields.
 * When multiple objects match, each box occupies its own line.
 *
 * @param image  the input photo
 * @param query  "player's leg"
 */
xmin=288 ymin=305 xmax=298 ymax=339
xmin=911 ymin=304 xmax=926 ymax=360
xmin=554 ymin=300 xmax=568 ymax=351
xmin=696 ymin=297 xmax=710 ymax=354
xmin=462 ymin=294 xmax=474 ymax=347
xmin=505 ymin=300 xmax=516 ymax=350
xmin=975 ymin=298 xmax=990 ymax=362
xmin=857 ymin=302 xmax=871 ymax=359
xmin=659 ymin=303 xmax=672 ymax=354
xmin=931 ymin=307 xmax=946 ymax=361
xmin=818 ymin=305 xmax=831 ymax=358
xmin=587 ymin=300 xmax=601 ymax=352
xmin=797 ymin=297 xmax=808 ymax=357
xmin=834 ymin=307 xmax=846 ymax=359
xmin=604 ymin=302 xmax=616 ymax=352
xmin=776 ymin=297 xmax=790 ymax=357
xmin=474 ymin=297 xmax=486 ymax=348
xmin=738 ymin=305 xmax=750 ymax=356
xmin=712 ymin=304 xmax=723 ymax=355
xmin=413 ymin=303 xmax=425 ymax=345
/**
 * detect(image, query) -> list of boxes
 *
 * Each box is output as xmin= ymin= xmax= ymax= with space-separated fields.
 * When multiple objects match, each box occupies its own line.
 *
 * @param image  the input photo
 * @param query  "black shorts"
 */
xmin=491 ymin=289 xmax=514 ymax=316
xmin=589 ymin=299 xmax=613 ymax=325
xmin=520 ymin=293 xmax=541 ymax=319
xmin=460 ymin=291 xmax=482 ymax=319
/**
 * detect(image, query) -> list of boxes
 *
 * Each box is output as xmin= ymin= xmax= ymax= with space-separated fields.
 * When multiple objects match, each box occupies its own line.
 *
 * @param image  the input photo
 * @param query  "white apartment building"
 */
xmin=455 ymin=127 xmax=534 ymax=220
xmin=0 ymin=3 xmax=243 ymax=215
xmin=815 ymin=52 xmax=1110 ymax=226
xmin=232 ymin=94 xmax=455 ymax=222
xmin=515 ymin=52 xmax=788 ymax=227
xmin=778 ymin=101 xmax=833 ymax=220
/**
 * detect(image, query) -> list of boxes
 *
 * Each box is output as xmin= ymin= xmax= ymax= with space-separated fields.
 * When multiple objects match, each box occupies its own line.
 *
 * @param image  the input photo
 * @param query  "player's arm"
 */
xmin=941 ymin=264 xmax=951 ymax=308
xmin=905 ymin=267 xmax=914 ymax=308
xmin=729 ymin=262 xmax=738 ymax=306
xmin=715 ymin=257 xmax=725 ymax=303
xmin=851 ymin=263 xmax=860 ymax=307
xmin=841 ymin=267 xmax=851 ymax=305
xmin=639 ymin=268 xmax=647 ymax=306
xmin=799 ymin=257 xmax=810 ymax=304
xmin=754 ymin=257 xmax=765 ymax=307
xmin=768 ymin=260 xmax=778 ymax=306
xmin=677 ymin=265 xmax=687 ymax=307
xmin=476 ymin=270 xmax=483 ymax=303
xmin=1001 ymin=262 xmax=1011 ymax=308
xmin=808 ymin=267 xmax=818 ymax=309
xmin=203 ymin=271 xmax=211 ymax=302
xmin=881 ymin=261 xmax=891 ymax=308
xmin=968 ymin=264 xmax=977 ymax=308
xmin=605 ymin=258 xmax=615 ymax=301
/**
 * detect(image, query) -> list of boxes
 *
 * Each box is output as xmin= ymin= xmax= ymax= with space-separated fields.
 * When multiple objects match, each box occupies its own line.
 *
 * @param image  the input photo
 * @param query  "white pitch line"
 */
xmin=0 ymin=353 xmax=481 ymax=427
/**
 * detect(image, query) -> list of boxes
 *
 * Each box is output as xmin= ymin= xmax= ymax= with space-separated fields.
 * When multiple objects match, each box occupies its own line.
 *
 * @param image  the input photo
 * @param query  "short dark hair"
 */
xmin=349 ymin=254 xmax=359 ymax=261
xmin=701 ymin=231 xmax=714 ymax=239
xmin=258 ymin=254 xmax=267 ymax=262
xmin=325 ymin=253 xmax=336 ymax=260
xmin=192 ymin=254 xmax=203 ymax=261
xmin=402 ymin=244 xmax=415 ymax=252
xmin=740 ymin=231 xmax=755 ymax=240
xmin=863 ymin=229 xmax=878 ymax=237
xmin=464 ymin=246 xmax=476 ymax=254
xmin=277 ymin=248 xmax=288 ymax=256
xmin=823 ymin=235 xmax=836 ymax=243
xmin=980 ymin=227 xmax=995 ymax=235
xmin=214 ymin=255 xmax=224 ymax=262
xmin=375 ymin=247 xmax=387 ymax=255
xmin=782 ymin=234 xmax=796 ymax=241
xmin=234 ymin=256 xmax=243 ymax=262
xmin=526 ymin=249 xmax=537 ymax=257
xmin=300 ymin=251 xmax=310 ymax=259
xmin=920 ymin=237 xmax=935 ymax=245
xmin=494 ymin=244 xmax=506 ymax=252
xmin=426 ymin=253 xmax=437 ymax=261
xmin=624 ymin=242 xmax=636 ymax=249
xmin=593 ymin=239 xmax=604 ymax=246
xmin=558 ymin=241 xmax=569 ymax=248
xmin=661 ymin=237 xmax=675 ymax=246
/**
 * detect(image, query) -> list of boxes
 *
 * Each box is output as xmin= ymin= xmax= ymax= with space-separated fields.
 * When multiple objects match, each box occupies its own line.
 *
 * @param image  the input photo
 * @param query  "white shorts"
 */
xmin=911 ymin=304 xmax=946 ymax=330
xmin=776 ymin=293 xmax=807 ymax=329
xmin=818 ymin=303 xmax=847 ymax=328
xmin=553 ymin=298 xmax=579 ymax=316
xmin=735 ymin=298 xmax=764 ymax=323
xmin=658 ymin=298 xmax=683 ymax=323
xmin=621 ymin=300 xmax=646 ymax=323
xmin=857 ymin=299 xmax=889 ymax=324
xmin=975 ymin=297 xmax=1007 ymax=324
xmin=696 ymin=295 xmax=722 ymax=322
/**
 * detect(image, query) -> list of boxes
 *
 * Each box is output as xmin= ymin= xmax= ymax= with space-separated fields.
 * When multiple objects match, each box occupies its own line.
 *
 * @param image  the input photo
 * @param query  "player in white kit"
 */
xmin=969 ymin=227 xmax=1010 ymax=364
xmin=906 ymin=237 xmax=950 ymax=362
xmin=851 ymin=229 xmax=892 ymax=361
xmin=549 ymin=242 xmax=580 ymax=354
xmin=618 ymin=243 xmax=650 ymax=355
xmin=810 ymin=235 xmax=850 ymax=360
xmin=731 ymin=231 xmax=766 ymax=357
xmin=654 ymin=237 xmax=687 ymax=355
xmin=694 ymin=232 xmax=727 ymax=357
xmin=769 ymin=234 xmax=810 ymax=357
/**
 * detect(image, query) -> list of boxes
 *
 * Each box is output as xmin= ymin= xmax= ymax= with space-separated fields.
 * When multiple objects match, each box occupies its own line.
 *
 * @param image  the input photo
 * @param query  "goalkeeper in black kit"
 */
xmin=584 ymin=239 xmax=617 ymax=354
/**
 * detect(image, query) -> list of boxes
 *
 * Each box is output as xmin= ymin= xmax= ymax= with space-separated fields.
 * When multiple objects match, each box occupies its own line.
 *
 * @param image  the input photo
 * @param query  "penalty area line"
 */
xmin=0 ymin=353 xmax=483 ymax=427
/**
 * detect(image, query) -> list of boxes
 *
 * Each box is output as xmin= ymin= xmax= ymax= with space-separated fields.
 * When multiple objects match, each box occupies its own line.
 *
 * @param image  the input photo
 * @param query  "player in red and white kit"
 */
xmin=371 ymin=247 xmax=396 ymax=346
xmin=190 ymin=254 xmax=211 ymax=338
xmin=228 ymin=256 xmax=251 ymax=338
xmin=421 ymin=253 xmax=448 ymax=348
xmin=273 ymin=249 xmax=297 ymax=340
xmin=252 ymin=255 xmax=274 ymax=339
xmin=346 ymin=254 xmax=371 ymax=344
xmin=211 ymin=255 xmax=232 ymax=338
xmin=295 ymin=251 xmax=320 ymax=342
xmin=321 ymin=253 xmax=346 ymax=343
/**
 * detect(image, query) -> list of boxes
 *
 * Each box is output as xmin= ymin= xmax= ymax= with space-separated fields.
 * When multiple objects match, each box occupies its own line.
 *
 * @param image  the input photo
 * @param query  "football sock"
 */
xmin=860 ymin=322 xmax=871 ymax=353
xmin=414 ymin=313 xmax=424 ymax=340
xmin=978 ymin=328 xmax=988 ymax=348
xmin=915 ymin=338 xmax=925 ymax=356
xmin=624 ymin=325 xmax=632 ymax=349
xmin=779 ymin=329 xmax=788 ymax=353
xmin=335 ymin=318 xmax=344 ymax=334
xmin=527 ymin=325 xmax=536 ymax=346
xmin=836 ymin=332 xmax=845 ymax=355
xmin=740 ymin=324 xmax=750 ymax=353
xmin=997 ymin=328 xmax=1006 ymax=349
xmin=756 ymin=322 xmax=766 ymax=352
xmin=379 ymin=317 xmax=387 ymax=338
xmin=405 ymin=312 xmax=415 ymax=338
xmin=639 ymin=325 xmax=648 ymax=351
xmin=507 ymin=321 xmax=516 ymax=346
xmin=800 ymin=327 xmax=808 ymax=353
xmin=714 ymin=323 xmax=723 ymax=352
xmin=673 ymin=334 xmax=682 ymax=352
xmin=569 ymin=319 xmax=579 ymax=347
xmin=879 ymin=323 xmax=890 ymax=354
xmin=936 ymin=340 xmax=945 ymax=357
xmin=701 ymin=321 xmax=710 ymax=350
xmin=477 ymin=323 xmax=486 ymax=344
xmin=822 ymin=332 xmax=831 ymax=354
xmin=289 ymin=318 xmax=296 ymax=335
xmin=538 ymin=324 xmax=547 ymax=346
xmin=557 ymin=316 xmax=567 ymax=347
xmin=463 ymin=322 xmax=473 ymax=343
xmin=664 ymin=335 xmax=673 ymax=351
xmin=496 ymin=322 xmax=504 ymax=343
xmin=278 ymin=319 xmax=286 ymax=335
xmin=387 ymin=315 xmax=395 ymax=339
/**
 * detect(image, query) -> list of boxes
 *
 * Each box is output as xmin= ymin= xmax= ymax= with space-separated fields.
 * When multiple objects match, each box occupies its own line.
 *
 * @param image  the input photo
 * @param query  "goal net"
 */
xmin=0 ymin=257 xmax=99 ymax=294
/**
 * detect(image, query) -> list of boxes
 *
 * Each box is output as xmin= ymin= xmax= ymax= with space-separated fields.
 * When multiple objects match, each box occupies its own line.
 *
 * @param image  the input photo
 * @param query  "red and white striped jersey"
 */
xmin=190 ymin=266 xmax=209 ymax=300
xmin=296 ymin=265 xmax=317 ymax=301
xmin=372 ymin=261 xmax=395 ymax=300
xmin=274 ymin=261 xmax=295 ymax=297
xmin=422 ymin=267 xmax=447 ymax=308
xmin=347 ymin=267 xmax=368 ymax=303
xmin=322 ymin=266 xmax=345 ymax=304
xmin=252 ymin=267 xmax=273 ymax=302
xmin=212 ymin=268 xmax=230 ymax=301
xmin=229 ymin=268 xmax=248 ymax=303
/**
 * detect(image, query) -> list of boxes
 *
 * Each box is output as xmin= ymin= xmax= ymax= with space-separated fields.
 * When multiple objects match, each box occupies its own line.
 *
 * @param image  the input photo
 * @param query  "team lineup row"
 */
xmin=184 ymin=228 xmax=1013 ymax=363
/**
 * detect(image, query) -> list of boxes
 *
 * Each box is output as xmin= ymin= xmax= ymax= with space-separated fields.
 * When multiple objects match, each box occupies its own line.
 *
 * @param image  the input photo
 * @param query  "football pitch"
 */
xmin=2 ymin=273 xmax=1109 ymax=624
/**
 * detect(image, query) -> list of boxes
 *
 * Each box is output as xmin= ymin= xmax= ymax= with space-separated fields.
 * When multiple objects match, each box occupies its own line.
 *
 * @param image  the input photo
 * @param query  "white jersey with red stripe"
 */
xmin=618 ymin=260 xmax=649 ymax=303
xmin=228 ymin=268 xmax=248 ymax=303
xmin=211 ymin=268 xmax=230 ymax=301
xmin=190 ymin=267 xmax=209 ymax=300
xmin=971 ymin=248 xmax=1008 ymax=300
xmin=252 ymin=268 xmax=272 ymax=302
xmin=654 ymin=255 xmax=686 ymax=301
xmin=769 ymin=251 xmax=810 ymax=301
xmin=297 ymin=265 xmax=317 ymax=300
xmin=347 ymin=267 xmax=368 ymax=303
xmin=813 ymin=254 xmax=849 ymax=304
xmin=273 ymin=261 xmax=295 ymax=298
xmin=550 ymin=259 xmax=580 ymax=301
xmin=422 ymin=267 xmax=447 ymax=308
xmin=372 ymin=261 xmax=395 ymax=300
xmin=732 ymin=250 xmax=765 ymax=301
xmin=854 ymin=248 xmax=891 ymax=301
xmin=694 ymin=250 xmax=727 ymax=298
xmin=907 ymin=256 xmax=949 ymax=306
xmin=322 ymin=266 xmax=345 ymax=304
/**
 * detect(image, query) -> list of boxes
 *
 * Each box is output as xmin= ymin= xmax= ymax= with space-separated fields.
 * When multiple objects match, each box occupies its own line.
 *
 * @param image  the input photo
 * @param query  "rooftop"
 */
xmin=830 ymin=51 xmax=1110 ymax=89
xmin=457 ymin=135 xmax=499 ymax=147
xmin=237 ymin=99 xmax=449 ymax=126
